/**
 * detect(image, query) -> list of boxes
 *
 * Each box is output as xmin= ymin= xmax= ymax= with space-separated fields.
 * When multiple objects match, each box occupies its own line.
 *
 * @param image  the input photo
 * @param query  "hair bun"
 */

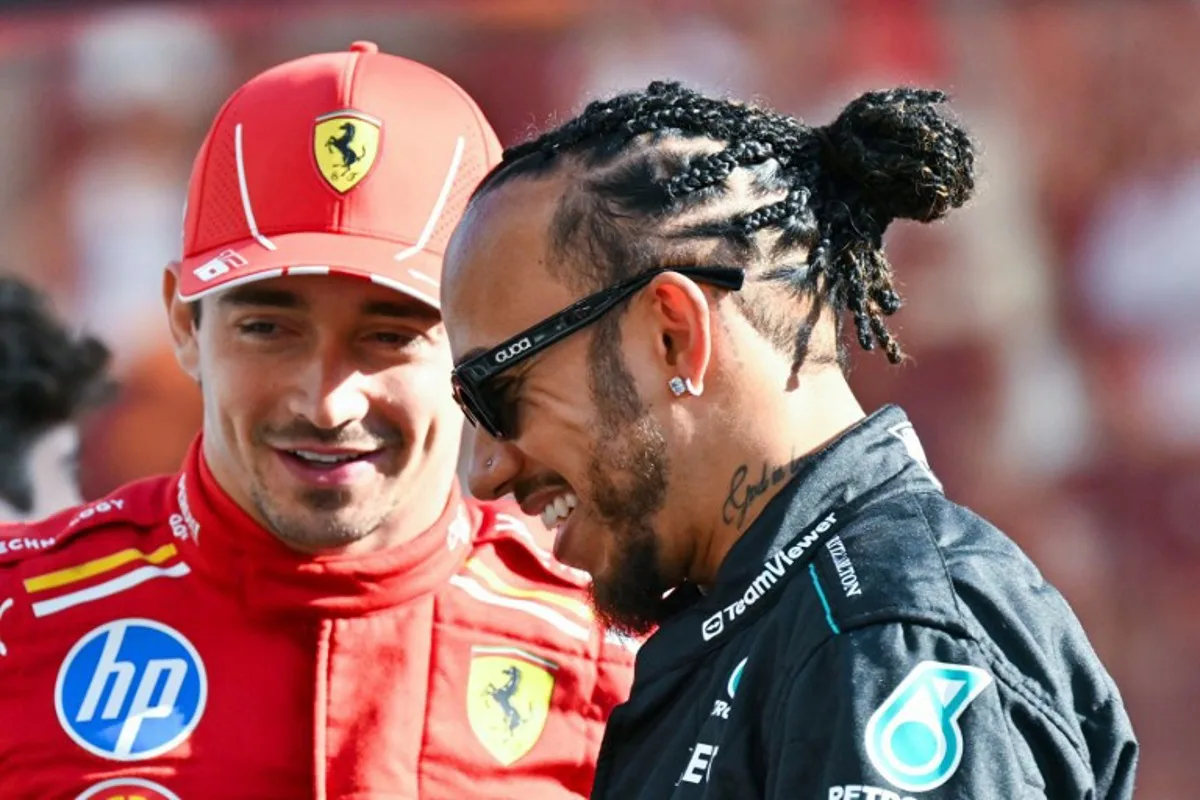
xmin=819 ymin=88 xmax=976 ymax=225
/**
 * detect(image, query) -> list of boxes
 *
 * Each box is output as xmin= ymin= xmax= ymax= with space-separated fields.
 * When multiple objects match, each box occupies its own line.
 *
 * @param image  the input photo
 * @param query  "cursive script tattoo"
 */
xmin=722 ymin=455 xmax=804 ymax=530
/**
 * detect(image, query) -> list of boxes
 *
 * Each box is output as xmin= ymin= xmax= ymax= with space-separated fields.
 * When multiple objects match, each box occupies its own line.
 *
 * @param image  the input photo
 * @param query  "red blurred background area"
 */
xmin=2 ymin=2 xmax=1196 ymax=794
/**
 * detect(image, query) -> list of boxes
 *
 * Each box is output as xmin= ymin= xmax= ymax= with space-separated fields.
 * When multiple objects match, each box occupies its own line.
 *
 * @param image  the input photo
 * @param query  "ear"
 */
xmin=162 ymin=263 xmax=200 ymax=382
xmin=644 ymin=272 xmax=713 ymax=395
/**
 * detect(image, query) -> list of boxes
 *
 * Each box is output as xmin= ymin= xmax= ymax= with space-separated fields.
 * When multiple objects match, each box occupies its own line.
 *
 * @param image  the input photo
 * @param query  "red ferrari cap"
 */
xmin=176 ymin=41 xmax=501 ymax=309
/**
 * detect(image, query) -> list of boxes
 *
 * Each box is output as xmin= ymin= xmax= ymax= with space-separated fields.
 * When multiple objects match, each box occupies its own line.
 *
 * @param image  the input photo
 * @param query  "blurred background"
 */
xmin=0 ymin=0 xmax=1195 ymax=793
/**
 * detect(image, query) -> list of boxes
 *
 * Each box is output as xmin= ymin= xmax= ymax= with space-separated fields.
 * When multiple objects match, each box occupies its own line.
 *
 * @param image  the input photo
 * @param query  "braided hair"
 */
xmin=0 ymin=278 xmax=114 ymax=512
xmin=473 ymin=82 xmax=976 ymax=367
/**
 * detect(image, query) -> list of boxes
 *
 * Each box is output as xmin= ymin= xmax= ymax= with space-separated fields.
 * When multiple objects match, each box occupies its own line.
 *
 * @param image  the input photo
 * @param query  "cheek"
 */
xmin=523 ymin=354 xmax=598 ymax=442
xmin=197 ymin=349 xmax=281 ymax=435
xmin=374 ymin=364 xmax=461 ymax=427
xmin=516 ymin=392 xmax=600 ymax=475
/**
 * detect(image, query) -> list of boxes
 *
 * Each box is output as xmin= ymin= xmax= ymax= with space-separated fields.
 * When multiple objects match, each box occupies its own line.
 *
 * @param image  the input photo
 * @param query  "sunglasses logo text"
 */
xmin=494 ymin=337 xmax=533 ymax=365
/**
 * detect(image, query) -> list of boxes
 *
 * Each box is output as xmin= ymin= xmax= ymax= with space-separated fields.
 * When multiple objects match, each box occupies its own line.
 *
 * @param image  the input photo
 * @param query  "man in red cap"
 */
xmin=0 ymin=42 xmax=635 ymax=799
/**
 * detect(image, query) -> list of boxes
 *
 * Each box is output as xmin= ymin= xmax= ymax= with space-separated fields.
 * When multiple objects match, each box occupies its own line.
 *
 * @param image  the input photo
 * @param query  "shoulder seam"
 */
xmin=809 ymin=489 xmax=968 ymax=634
xmin=769 ymin=617 xmax=1088 ymax=762
xmin=0 ymin=517 xmax=152 ymax=570
xmin=972 ymin=634 xmax=1089 ymax=758
xmin=766 ymin=617 xmax=965 ymax=744
xmin=909 ymin=490 xmax=969 ymax=625
xmin=908 ymin=492 xmax=1089 ymax=756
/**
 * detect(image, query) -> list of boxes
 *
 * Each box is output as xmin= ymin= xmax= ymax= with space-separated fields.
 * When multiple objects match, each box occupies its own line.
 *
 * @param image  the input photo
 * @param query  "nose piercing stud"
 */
xmin=485 ymin=457 xmax=495 ymax=469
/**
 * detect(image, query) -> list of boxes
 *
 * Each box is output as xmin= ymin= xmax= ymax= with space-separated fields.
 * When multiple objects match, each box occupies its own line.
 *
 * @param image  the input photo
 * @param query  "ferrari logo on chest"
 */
xmin=313 ymin=110 xmax=381 ymax=193
xmin=467 ymin=646 xmax=557 ymax=766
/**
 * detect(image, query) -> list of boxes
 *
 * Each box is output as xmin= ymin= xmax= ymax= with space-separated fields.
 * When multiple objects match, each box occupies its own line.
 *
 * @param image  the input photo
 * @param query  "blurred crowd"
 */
xmin=0 ymin=0 xmax=1196 ymax=794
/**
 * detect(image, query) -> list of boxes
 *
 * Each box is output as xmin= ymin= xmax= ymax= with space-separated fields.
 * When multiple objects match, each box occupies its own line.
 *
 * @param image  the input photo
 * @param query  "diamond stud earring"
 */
xmin=668 ymin=376 xmax=703 ymax=397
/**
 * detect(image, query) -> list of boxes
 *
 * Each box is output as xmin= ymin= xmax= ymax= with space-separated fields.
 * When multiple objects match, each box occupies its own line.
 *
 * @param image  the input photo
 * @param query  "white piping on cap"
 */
xmin=370 ymin=273 xmax=439 ymax=309
xmin=393 ymin=135 xmax=466 ymax=277
xmin=235 ymin=122 xmax=277 ymax=252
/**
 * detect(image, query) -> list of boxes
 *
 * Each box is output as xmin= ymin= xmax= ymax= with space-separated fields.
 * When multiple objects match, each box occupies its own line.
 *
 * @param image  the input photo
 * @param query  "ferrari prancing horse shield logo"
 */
xmin=313 ymin=110 xmax=381 ymax=193
xmin=467 ymin=646 xmax=557 ymax=766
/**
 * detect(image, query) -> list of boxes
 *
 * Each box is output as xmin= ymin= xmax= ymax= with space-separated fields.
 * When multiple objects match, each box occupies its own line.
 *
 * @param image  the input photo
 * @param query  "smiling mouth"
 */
xmin=539 ymin=491 xmax=579 ymax=528
xmin=282 ymin=449 xmax=382 ymax=468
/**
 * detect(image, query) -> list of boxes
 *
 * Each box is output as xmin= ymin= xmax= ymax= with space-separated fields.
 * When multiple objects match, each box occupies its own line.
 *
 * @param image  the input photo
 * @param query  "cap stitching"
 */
xmin=183 ymin=228 xmax=439 ymax=261
xmin=333 ymin=49 xmax=365 ymax=231
xmin=185 ymin=81 xmax=254 ymax=260
xmin=393 ymin=136 xmax=465 ymax=265
xmin=414 ymin=62 xmax=499 ymax=162
xmin=234 ymin=123 xmax=277 ymax=252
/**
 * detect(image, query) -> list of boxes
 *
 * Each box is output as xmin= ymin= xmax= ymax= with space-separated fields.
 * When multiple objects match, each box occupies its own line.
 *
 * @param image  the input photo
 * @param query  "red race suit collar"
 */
xmin=173 ymin=436 xmax=474 ymax=618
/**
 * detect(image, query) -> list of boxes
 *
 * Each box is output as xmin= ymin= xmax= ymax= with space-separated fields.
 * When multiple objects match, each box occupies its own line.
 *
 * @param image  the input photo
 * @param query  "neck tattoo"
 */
xmin=722 ymin=454 xmax=803 ymax=530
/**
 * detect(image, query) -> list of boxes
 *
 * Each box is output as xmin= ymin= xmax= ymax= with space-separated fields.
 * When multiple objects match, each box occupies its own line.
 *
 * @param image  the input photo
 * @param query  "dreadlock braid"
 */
xmin=474 ymin=82 xmax=976 ymax=366
xmin=0 ymin=277 xmax=114 ymax=512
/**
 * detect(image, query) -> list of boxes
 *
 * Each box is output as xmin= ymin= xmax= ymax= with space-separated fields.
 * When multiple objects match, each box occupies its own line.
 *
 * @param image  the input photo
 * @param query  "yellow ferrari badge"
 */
xmin=313 ymin=110 xmax=381 ymax=193
xmin=467 ymin=646 xmax=558 ymax=766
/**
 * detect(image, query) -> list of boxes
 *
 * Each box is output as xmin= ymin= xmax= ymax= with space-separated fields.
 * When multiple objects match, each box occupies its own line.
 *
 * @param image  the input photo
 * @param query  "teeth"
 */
xmin=541 ymin=492 xmax=579 ymax=528
xmin=292 ymin=450 xmax=359 ymax=464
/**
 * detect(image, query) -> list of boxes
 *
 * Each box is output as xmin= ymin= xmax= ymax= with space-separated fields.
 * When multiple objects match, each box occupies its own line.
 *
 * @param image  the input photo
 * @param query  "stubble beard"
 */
xmin=247 ymin=419 xmax=404 ymax=552
xmin=585 ymin=323 xmax=676 ymax=637
xmin=250 ymin=480 xmax=393 ymax=552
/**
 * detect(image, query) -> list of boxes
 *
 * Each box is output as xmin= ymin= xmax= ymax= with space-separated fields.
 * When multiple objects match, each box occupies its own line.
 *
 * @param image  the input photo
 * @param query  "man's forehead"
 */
xmin=447 ymin=177 xmax=564 ymax=280
xmin=444 ymin=177 xmax=577 ymax=351
xmin=214 ymin=275 xmax=440 ymax=321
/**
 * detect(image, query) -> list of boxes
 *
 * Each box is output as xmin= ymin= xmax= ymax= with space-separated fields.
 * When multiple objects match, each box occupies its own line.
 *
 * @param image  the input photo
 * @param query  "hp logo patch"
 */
xmin=55 ymin=619 xmax=207 ymax=761
xmin=864 ymin=660 xmax=992 ymax=793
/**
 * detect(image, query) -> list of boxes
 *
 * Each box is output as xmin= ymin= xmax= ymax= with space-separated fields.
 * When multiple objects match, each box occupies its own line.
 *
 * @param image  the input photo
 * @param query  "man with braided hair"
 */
xmin=440 ymin=81 xmax=1137 ymax=799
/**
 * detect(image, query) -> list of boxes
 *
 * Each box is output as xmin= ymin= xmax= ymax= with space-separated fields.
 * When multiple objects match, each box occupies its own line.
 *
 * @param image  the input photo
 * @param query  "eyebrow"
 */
xmin=217 ymin=286 xmax=440 ymax=321
xmin=217 ymin=286 xmax=301 ymax=309
xmin=362 ymin=299 xmax=441 ymax=322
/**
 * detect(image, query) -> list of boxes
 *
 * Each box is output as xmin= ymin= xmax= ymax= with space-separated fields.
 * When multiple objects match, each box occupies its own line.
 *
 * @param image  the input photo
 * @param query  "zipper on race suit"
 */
xmin=313 ymin=618 xmax=333 ymax=800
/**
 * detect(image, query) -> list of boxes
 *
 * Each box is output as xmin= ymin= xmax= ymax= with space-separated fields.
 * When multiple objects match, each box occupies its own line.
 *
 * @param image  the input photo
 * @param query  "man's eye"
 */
xmin=237 ymin=321 xmax=278 ymax=336
xmin=490 ymin=375 xmax=524 ymax=436
xmin=371 ymin=331 xmax=417 ymax=347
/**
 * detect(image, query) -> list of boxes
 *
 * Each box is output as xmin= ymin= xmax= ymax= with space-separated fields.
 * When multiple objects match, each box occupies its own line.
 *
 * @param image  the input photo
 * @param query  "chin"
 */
xmin=268 ymin=507 xmax=381 ymax=552
xmin=586 ymin=538 xmax=671 ymax=636
xmin=295 ymin=484 xmax=357 ymax=510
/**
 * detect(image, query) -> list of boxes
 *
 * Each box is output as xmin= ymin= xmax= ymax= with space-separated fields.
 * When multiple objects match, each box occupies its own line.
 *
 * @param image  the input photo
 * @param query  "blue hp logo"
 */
xmin=864 ymin=660 xmax=992 ymax=793
xmin=54 ymin=619 xmax=207 ymax=761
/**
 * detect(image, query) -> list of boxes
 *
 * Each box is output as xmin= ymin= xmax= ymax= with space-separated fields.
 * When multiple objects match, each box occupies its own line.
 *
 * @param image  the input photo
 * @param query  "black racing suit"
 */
xmin=590 ymin=406 xmax=1137 ymax=800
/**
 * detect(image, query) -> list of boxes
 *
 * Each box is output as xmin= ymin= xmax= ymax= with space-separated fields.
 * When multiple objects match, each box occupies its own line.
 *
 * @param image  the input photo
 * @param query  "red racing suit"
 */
xmin=0 ymin=438 xmax=635 ymax=799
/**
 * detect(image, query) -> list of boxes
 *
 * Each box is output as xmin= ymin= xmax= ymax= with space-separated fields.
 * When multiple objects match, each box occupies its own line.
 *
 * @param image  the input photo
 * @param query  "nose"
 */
xmin=467 ymin=427 xmax=521 ymax=501
xmin=287 ymin=346 xmax=370 ymax=430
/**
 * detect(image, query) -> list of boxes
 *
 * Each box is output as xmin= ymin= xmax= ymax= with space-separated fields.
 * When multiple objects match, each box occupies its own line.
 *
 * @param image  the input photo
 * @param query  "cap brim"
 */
xmin=176 ymin=231 xmax=443 ymax=310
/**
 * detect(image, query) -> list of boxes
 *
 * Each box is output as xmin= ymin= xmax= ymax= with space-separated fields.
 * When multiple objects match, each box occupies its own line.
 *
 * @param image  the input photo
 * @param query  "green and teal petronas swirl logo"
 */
xmin=727 ymin=657 xmax=748 ymax=699
xmin=864 ymin=660 xmax=993 ymax=793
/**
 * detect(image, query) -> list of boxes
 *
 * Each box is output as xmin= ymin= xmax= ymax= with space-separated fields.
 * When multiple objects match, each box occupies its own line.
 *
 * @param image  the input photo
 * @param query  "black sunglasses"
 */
xmin=451 ymin=265 xmax=745 ymax=439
